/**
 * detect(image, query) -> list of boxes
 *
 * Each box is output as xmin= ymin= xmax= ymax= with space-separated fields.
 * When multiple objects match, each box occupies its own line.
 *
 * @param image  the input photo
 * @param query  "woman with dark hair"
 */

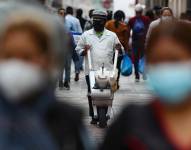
xmin=145 ymin=9 xmax=155 ymax=22
xmin=105 ymin=10 xmax=130 ymax=89
xmin=101 ymin=20 xmax=191 ymax=150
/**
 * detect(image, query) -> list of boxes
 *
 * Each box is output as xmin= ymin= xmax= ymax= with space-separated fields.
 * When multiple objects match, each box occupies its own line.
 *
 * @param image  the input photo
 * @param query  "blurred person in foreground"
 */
xmin=76 ymin=10 xmax=123 ymax=125
xmin=106 ymin=10 xmax=130 ymax=89
xmin=101 ymin=20 xmax=191 ymax=150
xmin=84 ymin=9 xmax=95 ymax=31
xmin=0 ymin=3 xmax=91 ymax=150
xmin=128 ymin=3 xmax=150 ymax=82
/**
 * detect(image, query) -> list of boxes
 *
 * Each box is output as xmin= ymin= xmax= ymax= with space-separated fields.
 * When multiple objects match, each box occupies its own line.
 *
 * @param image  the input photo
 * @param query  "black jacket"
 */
xmin=45 ymin=101 xmax=91 ymax=150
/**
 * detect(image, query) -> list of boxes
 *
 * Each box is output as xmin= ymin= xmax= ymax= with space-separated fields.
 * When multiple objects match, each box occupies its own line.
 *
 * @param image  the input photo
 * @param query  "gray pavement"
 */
xmin=55 ymin=69 xmax=153 ymax=145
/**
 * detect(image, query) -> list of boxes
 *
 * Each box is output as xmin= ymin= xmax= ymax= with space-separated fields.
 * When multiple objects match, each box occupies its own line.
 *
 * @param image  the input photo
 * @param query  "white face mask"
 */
xmin=0 ymin=60 xmax=47 ymax=103
xmin=161 ymin=16 xmax=173 ymax=21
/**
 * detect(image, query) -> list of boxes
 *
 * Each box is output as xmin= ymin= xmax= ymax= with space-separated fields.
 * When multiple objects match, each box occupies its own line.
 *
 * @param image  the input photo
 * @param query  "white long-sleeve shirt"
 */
xmin=76 ymin=29 xmax=122 ymax=75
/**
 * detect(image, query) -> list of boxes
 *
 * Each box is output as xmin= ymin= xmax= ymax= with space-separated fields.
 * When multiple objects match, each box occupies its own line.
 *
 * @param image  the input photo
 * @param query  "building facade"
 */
xmin=145 ymin=0 xmax=188 ymax=17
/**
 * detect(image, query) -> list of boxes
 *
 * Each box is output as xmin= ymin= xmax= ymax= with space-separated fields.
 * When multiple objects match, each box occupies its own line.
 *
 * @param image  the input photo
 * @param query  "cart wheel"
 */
xmin=98 ymin=107 xmax=107 ymax=128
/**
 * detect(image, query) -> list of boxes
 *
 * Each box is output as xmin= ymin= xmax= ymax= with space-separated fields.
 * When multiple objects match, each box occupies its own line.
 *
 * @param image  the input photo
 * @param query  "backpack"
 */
xmin=133 ymin=18 xmax=145 ymax=36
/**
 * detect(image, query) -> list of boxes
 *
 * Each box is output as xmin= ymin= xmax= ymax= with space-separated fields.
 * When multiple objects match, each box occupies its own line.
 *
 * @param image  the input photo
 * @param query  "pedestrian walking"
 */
xmin=128 ymin=4 xmax=150 ymax=82
xmin=105 ymin=10 xmax=130 ymax=89
xmin=76 ymin=10 xmax=123 ymax=125
xmin=65 ymin=6 xmax=83 ymax=82
xmin=58 ymin=8 xmax=76 ymax=90
xmin=146 ymin=7 xmax=174 ymax=47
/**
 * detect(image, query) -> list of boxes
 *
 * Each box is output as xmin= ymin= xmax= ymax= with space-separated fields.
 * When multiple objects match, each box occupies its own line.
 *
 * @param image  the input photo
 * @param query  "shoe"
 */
xmin=59 ymin=81 xmax=64 ymax=89
xmin=135 ymin=78 xmax=140 ymax=82
xmin=80 ymin=67 xmax=84 ymax=71
xmin=117 ymin=82 xmax=120 ymax=90
xmin=74 ymin=73 xmax=79 ymax=82
xmin=98 ymin=122 xmax=107 ymax=128
xmin=90 ymin=118 xmax=98 ymax=125
xmin=64 ymin=82 xmax=70 ymax=90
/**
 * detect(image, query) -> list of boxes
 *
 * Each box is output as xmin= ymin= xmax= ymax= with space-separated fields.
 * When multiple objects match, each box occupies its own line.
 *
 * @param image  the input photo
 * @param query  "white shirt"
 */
xmin=76 ymin=29 xmax=122 ymax=75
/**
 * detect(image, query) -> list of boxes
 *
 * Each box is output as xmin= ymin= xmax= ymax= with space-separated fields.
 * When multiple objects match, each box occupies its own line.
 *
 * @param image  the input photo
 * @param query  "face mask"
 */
xmin=0 ymin=60 xmax=47 ymax=103
xmin=161 ymin=16 xmax=173 ymax=21
xmin=147 ymin=62 xmax=191 ymax=105
xmin=93 ymin=20 xmax=105 ymax=32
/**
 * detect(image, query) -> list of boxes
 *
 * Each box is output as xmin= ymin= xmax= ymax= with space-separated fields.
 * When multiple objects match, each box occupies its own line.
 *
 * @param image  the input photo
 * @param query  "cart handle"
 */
xmin=112 ymin=49 xmax=119 ymax=76
xmin=87 ymin=50 xmax=92 ymax=71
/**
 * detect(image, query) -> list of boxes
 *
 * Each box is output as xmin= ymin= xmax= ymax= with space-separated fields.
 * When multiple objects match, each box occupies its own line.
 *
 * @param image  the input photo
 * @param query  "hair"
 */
xmin=37 ymin=0 xmax=46 ymax=4
xmin=161 ymin=7 xmax=173 ymax=16
xmin=114 ymin=10 xmax=125 ymax=28
xmin=146 ymin=20 xmax=191 ymax=61
xmin=107 ymin=10 xmax=113 ymax=21
xmin=2 ymin=21 xmax=51 ymax=54
xmin=66 ymin=6 xmax=73 ymax=15
xmin=58 ymin=8 xmax=65 ymax=13
xmin=76 ymin=9 xmax=83 ymax=18
xmin=145 ymin=9 xmax=155 ymax=21
xmin=89 ymin=9 xmax=95 ymax=18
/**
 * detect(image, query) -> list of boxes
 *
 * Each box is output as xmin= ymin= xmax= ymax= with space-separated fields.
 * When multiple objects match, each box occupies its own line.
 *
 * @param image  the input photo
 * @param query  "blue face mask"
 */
xmin=147 ymin=62 xmax=191 ymax=105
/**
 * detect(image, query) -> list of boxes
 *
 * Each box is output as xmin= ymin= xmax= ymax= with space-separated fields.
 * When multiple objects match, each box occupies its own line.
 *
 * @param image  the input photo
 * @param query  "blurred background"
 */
xmin=44 ymin=0 xmax=190 ymax=18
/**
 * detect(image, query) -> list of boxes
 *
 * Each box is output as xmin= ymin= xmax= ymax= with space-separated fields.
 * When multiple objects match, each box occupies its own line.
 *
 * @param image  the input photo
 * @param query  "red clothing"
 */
xmin=100 ymin=101 xmax=190 ymax=150
xmin=106 ymin=20 xmax=130 ymax=51
xmin=128 ymin=15 xmax=150 ymax=44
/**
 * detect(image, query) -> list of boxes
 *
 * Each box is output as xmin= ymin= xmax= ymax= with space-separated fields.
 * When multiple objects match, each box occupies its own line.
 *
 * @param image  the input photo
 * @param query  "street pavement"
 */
xmin=55 ymin=68 xmax=153 ymax=146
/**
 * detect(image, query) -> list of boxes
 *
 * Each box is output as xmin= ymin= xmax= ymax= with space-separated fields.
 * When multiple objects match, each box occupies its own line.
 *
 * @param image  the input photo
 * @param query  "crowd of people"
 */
xmin=0 ymin=0 xmax=190 ymax=149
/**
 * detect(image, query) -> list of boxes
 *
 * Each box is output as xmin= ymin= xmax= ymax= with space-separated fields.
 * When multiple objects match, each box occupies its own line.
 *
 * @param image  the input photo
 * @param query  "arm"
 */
xmin=114 ymin=34 xmax=124 ymax=55
xmin=123 ymin=26 xmax=130 ymax=52
xmin=75 ymin=33 xmax=90 ymax=56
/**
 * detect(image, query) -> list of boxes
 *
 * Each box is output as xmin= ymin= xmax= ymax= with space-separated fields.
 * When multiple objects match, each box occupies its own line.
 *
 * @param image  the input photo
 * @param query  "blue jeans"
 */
xmin=74 ymin=55 xmax=83 ymax=74
xmin=59 ymin=55 xmax=72 ymax=83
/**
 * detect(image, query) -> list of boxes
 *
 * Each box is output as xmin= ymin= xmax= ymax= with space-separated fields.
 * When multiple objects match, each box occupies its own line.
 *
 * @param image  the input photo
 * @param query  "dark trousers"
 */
xmin=59 ymin=55 xmax=72 ymax=84
xmin=117 ymin=56 xmax=123 ymax=83
xmin=132 ymin=43 xmax=145 ymax=79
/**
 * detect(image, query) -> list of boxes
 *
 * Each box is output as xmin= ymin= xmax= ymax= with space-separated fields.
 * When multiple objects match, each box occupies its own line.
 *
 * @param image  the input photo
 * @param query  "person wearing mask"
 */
xmin=146 ymin=7 xmax=174 ymax=47
xmin=105 ymin=10 xmax=130 ymax=89
xmin=0 ymin=3 xmax=91 ymax=150
xmin=84 ymin=9 xmax=95 ymax=31
xmin=76 ymin=10 xmax=123 ymax=125
xmin=101 ymin=20 xmax=191 ymax=150
xmin=128 ymin=4 xmax=150 ymax=82
xmin=76 ymin=9 xmax=87 ymax=31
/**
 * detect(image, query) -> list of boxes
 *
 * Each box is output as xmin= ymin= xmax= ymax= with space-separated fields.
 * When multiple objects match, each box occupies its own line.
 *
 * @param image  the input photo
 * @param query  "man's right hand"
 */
xmin=82 ymin=45 xmax=91 ymax=56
